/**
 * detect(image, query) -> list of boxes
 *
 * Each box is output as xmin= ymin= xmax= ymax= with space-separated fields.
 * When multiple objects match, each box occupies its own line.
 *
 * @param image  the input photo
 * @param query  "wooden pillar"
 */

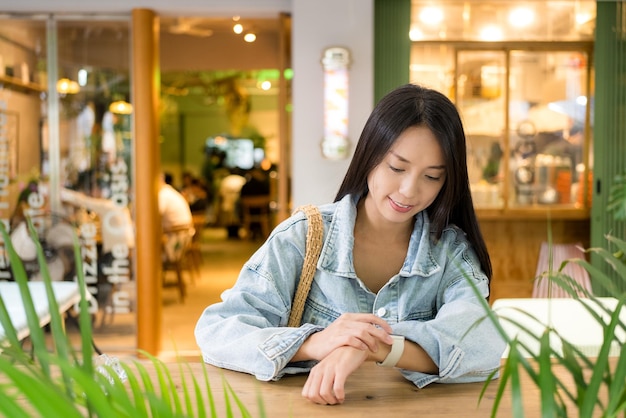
xmin=277 ymin=12 xmax=291 ymax=222
xmin=132 ymin=8 xmax=162 ymax=355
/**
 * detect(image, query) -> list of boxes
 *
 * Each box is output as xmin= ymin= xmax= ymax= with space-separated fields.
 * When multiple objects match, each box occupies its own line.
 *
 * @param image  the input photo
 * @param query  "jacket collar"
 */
xmin=318 ymin=194 xmax=441 ymax=278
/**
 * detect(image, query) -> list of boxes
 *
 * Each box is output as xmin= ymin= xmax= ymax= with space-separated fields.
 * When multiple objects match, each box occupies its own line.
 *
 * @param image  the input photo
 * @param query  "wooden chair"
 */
xmin=162 ymin=225 xmax=194 ymax=303
xmin=239 ymin=195 xmax=272 ymax=240
xmin=186 ymin=213 xmax=206 ymax=281
xmin=532 ymin=242 xmax=592 ymax=298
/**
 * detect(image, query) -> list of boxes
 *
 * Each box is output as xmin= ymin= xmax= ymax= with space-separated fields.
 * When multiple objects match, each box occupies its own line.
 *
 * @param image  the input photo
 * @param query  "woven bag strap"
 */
xmin=287 ymin=204 xmax=323 ymax=327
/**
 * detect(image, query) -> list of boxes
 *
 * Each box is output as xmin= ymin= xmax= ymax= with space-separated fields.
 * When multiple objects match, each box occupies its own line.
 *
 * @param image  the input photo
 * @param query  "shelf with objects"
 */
xmin=0 ymin=74 xmax=46 ymax=94
xmin=410 ymin=34 xmax=594 ymax=299
xmin=411 ymin=43 xmax=593 ymax=219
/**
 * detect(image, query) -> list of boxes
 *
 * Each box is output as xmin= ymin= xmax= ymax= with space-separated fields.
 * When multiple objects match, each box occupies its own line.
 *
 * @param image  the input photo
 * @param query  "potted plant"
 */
xmin=471 ymin=173 xmax=626 ymax=417
xmin=0 ymin=218 xmax=262 ymax=417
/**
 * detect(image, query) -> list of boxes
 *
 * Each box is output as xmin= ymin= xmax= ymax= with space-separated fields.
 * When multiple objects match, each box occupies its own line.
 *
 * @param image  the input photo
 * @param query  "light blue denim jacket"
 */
xmin=195 ymin=194 xmax=506 ymax=388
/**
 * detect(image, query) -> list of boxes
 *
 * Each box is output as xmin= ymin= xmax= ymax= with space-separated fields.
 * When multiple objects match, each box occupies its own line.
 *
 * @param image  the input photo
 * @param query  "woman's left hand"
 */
xmin=301 ymin=346 xmax=368 ymax=405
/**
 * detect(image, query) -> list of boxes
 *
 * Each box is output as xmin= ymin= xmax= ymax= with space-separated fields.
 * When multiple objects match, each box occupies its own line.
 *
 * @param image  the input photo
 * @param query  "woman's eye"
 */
xmin=426 ymin=174 xmax=443 ymax=181
xmin=388 ymin=164 xmax=404 ymax=173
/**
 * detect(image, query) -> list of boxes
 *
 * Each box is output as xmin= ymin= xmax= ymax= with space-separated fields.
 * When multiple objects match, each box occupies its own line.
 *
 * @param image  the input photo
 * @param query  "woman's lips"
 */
xmin=389 ymin=197 xmax=413 ymax=213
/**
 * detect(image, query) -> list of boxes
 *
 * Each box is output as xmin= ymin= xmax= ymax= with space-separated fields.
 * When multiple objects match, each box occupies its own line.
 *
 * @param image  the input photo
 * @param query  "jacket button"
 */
xmin=376 ymin=307 xmax=387 ymax=317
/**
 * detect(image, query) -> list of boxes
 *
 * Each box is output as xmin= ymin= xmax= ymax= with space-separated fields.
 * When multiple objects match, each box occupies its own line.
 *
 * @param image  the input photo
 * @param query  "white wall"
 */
xmin=291 ymin=0 xmax=373 ymax=206
xmin=2 ymin=0 xmax=375 ymax=208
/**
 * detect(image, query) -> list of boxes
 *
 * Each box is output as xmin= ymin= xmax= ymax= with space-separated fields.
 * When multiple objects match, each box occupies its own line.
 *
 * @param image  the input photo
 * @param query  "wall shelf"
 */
xmin=0 ymin=74 xmax=46 ymax=94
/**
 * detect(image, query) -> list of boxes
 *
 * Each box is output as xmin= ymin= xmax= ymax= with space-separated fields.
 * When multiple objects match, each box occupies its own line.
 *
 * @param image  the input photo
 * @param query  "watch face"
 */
xmin=515 ymin=166 xmax=534 ymax=184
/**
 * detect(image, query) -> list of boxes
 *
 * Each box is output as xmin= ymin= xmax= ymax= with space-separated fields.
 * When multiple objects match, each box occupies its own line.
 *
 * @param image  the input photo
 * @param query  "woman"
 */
xmin=195 ymin=84 xmax=505 ymax=405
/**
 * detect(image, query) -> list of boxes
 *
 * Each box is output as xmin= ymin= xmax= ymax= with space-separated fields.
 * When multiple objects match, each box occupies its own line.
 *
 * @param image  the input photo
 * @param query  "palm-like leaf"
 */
xmin=608 ymin=171 xmax=626 ymax=222
xmin=0 ymin=216 xmax=263 ymax=417
xmin=471 ymin=234 xmax=626 ymax=417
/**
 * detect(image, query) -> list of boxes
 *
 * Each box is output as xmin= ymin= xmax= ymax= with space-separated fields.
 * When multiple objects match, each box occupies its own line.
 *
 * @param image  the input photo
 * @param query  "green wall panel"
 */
xmin=592 ymin=1 xmax=626 ymax=294
xmin=374 ymin=0 xmax=411 ymax=103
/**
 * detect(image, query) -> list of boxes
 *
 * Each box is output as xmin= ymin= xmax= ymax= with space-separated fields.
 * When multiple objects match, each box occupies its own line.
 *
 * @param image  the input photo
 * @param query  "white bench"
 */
xmin=0 ymin=281 xmax=82 ymax=342
xmin=492 ymin=297 xmax=625 ymax=358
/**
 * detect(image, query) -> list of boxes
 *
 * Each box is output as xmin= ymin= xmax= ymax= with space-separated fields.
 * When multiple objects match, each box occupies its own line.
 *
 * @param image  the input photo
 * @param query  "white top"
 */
xmin=159 ymin=184 xmax=193 ymax=230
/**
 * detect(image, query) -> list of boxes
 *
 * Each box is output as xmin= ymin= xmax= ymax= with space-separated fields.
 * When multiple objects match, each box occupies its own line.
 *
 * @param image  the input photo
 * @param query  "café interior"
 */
xmin=0 ymin=0 xmax=615 ymax=360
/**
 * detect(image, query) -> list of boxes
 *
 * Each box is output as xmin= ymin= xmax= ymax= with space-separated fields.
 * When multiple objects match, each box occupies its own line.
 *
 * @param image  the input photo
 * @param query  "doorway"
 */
xmin=156 ymin=13 xmax=292 ymax=357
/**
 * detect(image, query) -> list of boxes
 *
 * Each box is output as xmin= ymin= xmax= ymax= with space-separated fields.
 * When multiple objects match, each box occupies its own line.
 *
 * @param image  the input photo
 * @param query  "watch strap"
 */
xmin=376 ymin=335 xmax=405 ymax=368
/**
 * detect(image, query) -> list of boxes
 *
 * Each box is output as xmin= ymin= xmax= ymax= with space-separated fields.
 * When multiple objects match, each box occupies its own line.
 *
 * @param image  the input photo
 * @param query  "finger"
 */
xmin=332 ymin=376 xmax=346 ymax=404
xmin=369 ymin=325 xmax=394 ymax=345
xmin=348 ymin=313 xmax=393 ymax=333
xmin=319 ymin=373 xmax=339 ymax=405
xmin=302 ymin=369 xmax=322 ymax=401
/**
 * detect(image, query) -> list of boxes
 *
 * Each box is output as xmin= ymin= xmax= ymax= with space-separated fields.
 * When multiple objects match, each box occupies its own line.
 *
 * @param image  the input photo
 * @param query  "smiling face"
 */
xmin=364 ymin=125 xmax=446 ymax=225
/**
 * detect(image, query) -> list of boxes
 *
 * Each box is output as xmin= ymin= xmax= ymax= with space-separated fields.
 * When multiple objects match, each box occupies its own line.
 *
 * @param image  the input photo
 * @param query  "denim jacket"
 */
xmin=195 ymin=194 xmax=506 ymax=388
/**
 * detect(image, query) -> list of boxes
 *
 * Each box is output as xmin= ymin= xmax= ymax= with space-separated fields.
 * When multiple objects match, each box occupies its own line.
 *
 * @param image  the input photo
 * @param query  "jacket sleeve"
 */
xmin=194 ymin=215 xmax=324 ymax=381
xmin=393 ymin=240 xmax=506 ymax=388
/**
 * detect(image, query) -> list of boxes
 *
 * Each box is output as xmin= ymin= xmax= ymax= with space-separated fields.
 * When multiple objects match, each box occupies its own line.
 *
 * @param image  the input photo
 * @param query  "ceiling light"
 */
xmin=244 ymin=33 xmax=256 ymax=43
xmin=576 ymin=11 xmax=593 ymax=25
xmin=109 ymin=100 xmax=133 ymax=115
xmin=409 ymin=26 xmax=423 ymax=41
xmin=56 ymin=78 xmax=80 ymax=94
xmin=419 ymin=7 xmax=443 ymax=25
xmin=480 ymin=25 xmax=503 ymax=41
xmin=77 ymin=69 xmax=88 ymax=86
xmin=509 ymin=7 xmax=535 ymax=28
xmin=233 ymin=23 xmax=243 ymax=34
xmin=258 ymin=80 xmax=271 ymax=91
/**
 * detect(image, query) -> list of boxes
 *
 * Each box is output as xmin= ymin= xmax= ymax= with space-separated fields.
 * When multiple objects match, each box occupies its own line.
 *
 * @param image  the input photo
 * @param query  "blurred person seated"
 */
xmin=239 ymin=167 xmax=271 ymax=240
xmin=180 ymin=171 xmax=210 ymax=214
xmin=8 ymin=180 xmax=77 ymax=282
xmin=159 ymin=172 xmax=194 ymax=232
xmin=218 ymin=169 xmax=246 ymax=239
xmin=159 ymin=173 xmax=195 ymax=297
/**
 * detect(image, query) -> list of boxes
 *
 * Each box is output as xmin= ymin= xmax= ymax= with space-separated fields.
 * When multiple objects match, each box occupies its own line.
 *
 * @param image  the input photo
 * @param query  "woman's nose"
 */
xmin=398 ymin=176 xmax=418 ymax=199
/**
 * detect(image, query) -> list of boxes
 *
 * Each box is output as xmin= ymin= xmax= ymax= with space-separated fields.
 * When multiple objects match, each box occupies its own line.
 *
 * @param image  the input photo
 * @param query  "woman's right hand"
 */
xmin=292 ymin=313 xmax=393 ymax=362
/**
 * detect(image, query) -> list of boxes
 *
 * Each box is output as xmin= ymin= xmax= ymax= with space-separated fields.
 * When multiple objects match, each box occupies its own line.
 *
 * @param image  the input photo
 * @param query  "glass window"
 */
xmin=412 ymin=44 xmax=593 ymax=212
xmin=455 ymin=50 xmax=507 ymax=208
xmin=508 ymin=51 xmax=591 ymax=208
xmin=0 ymin=15 xmax=135 ymax=351
xmin=410 ymin=1 xmax=596 ymax=42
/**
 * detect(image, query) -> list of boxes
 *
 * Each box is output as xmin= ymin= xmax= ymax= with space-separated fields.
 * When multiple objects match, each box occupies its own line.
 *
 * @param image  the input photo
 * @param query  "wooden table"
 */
xmin=139 ymin=360 xmax=558 ymax=417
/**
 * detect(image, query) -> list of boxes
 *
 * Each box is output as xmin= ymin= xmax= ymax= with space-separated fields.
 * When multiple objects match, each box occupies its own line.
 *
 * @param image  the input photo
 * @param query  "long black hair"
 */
xmin=335 ymin=84 xmax=492 ymax=280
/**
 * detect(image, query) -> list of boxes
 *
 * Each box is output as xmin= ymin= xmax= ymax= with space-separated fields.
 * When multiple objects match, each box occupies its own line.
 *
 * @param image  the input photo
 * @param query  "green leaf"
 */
xmin=0 ymin=221 xmax=50 ymax=377
xmin=224 ymin=378 xmax=253 ymax=418
xmin=0 ymin=356 xmax=82 ymax=417
xmin=605 ymin=336 xmax=626 ymax=414
xmin=0 ymin=291 xmax=27 ymax=361
xmin=200 ymin=361 xmax=218 ymax=418
xmin=118 ymin=362 xmax=149 ymax=416
xmin=71 ymin=231 xmax=95 ymax=375
xmin=0 ymin=382 xmax=40 ymax=418
xmin=580 ymin=298 xmax=625 ymax=416
xmin=477 ymin=233 xmax=626 ymax=417
xmin=537 ymin=331 xmax=559 ymax=416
